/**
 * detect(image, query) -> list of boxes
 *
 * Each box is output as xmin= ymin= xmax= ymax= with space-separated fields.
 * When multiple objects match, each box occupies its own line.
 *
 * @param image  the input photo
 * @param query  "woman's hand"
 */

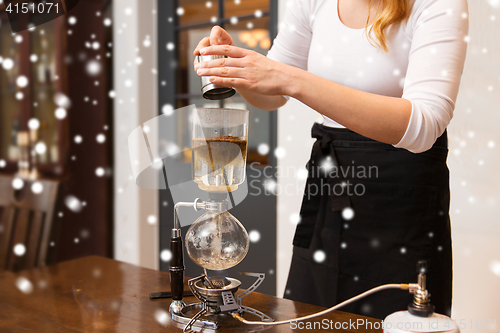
xmin=194 ymin=26 xmax=235 ymax=57
xmin=194 ymin=45 xmax=290 ymax=97
xmin=192 ymin=25 xmax=289 ymax=111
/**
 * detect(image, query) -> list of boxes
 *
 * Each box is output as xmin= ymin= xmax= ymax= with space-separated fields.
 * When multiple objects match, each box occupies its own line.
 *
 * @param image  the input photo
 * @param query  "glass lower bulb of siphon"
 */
xmin=185 ymin=209 xmax=249 ymax=271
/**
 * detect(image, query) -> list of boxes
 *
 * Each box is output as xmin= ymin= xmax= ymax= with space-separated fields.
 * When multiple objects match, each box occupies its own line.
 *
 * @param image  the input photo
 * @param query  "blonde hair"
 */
xmin=366 ymin=0 xmax=411 ymax=52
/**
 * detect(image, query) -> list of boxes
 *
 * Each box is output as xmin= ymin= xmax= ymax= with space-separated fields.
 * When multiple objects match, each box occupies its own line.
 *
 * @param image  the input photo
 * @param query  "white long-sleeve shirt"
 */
xmin=267 ymin=0 xmax=469 ymax=153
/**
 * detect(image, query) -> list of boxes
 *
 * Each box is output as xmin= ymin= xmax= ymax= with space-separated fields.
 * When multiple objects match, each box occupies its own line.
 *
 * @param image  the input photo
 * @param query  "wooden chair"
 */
xmin=0 ymin=175 xmax=60 ymax=272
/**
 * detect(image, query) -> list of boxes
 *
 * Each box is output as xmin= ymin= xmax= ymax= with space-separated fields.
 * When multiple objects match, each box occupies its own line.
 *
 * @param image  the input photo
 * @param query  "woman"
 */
xmin=194 ymin=0 xmax=468 ymax=319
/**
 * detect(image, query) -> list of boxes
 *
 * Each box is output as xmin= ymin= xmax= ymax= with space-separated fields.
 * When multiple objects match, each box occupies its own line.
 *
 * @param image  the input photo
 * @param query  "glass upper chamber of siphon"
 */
xmin=186 ymin=108 xmax=250 ymax=271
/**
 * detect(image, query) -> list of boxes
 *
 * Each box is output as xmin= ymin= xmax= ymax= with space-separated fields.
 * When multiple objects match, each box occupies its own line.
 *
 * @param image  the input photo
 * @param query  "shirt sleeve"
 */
xmin=394 ymin=0 xmax=469 ymax=153
xmin=266 ymin=0 xmax=313 ymax=71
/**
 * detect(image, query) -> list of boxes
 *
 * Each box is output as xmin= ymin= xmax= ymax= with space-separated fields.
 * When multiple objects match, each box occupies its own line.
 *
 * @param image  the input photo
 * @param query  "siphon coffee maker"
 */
xmin=166 ymin=107 xmax=273 ymax=332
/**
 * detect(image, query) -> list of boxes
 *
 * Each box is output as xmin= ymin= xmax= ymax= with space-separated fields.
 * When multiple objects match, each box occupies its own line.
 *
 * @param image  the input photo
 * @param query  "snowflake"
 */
xmin=55 ymin=108 xmax=67 ymax=119
xmin=28 ymin=118 xmax=40 ymax=130
xmin=74 ymin=135 xmax=83 ymax=144
xmin=160 ymin=250 xmax=172 ymax=262
xmin=16 ymin=277 xmax=33 ymax=294
xmin=255 ymin=10 xmax=263 ymax=18
xmin=16 ymin=76 xmax=28 ymax=88
xmin=176 ymin=7 xmax=184 ymax=16
xmin=13 ymin=244 xmax=26 ymax=256
xmin=55 ymin=92 xmax=71 ymax=108
xmin=296 ymin=168 xmax=308 ymax=180
xmin=86 ymin=60 xmax=102 ymax=76
xmin=155 ymin=309 xmax=169 ymax=325
xmin=30 ymin=54 xmax=38 ymax=62
xmin=95 ymin=167 xmax=105 ymax=177
xmin=341 ymin=207 xmax=354 ymax=220
xmin=400 ymin=247 xmax=407 ymax=254
xmin=249 ymin=230 xmax=261 ymax=243
xmin=96 ymin=134 xmax=106 ymax=143
xmin=490 ymin=261 xmax=500 ymax=276
xmin=147 ymin=215 xmax=157 ymax=225
xmin=313 ymin=250 xmax=326 ymax=263
xmin=68 ymin=16 xmax=77 ymax=25
xmin=264 ymin=179 xmax=277 ymax=194
xmin=247 ymin=22 xmax=254 ymax=29
xmin=124 ymin=7 xmax=133 ymax=15
xmin=274 ymin=147 xmax=286 ymax=159
xmin=230 ymin=16 xmax=238 ymax=25
xmin=104 ymin=18 xmax=112 ymax=26
xmin=35 ymin=142 xmax=47 ymax=154
xmin=257 ymin=143 xmax=269 ymax=155
xmin=15 ymin=92 xmax=24 ymax=100
xmin=206 ymin=1 xmax=212 ymax=8
xmin=31 ymin=182 xmax=43 ymax=194
xmin=65 ymin=195 xmax=83 ymax=212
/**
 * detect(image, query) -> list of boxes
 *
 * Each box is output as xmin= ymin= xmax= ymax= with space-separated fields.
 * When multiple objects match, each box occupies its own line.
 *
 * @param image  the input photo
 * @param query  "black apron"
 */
xmin=284 ymin=123 xmax=452 ymax=319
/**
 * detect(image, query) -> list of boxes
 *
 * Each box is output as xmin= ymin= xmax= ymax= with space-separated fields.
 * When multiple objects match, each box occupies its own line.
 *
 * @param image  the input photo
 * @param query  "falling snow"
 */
xmin=12 ymin=178 xmax=24 ymax=190
xmin=274 ymin=147 xmax=286 ymax=159
xmin=31 ymin=182 xmax=43 ymax=194
xmin=16 ymin=76 xmax=28 ymax=88
xmin=313 ymin=250 xmax=326 ymax=263
xmin=342 ymin=207 xmax=354 ymax=220
xmin=249 ymin=230 xmax=261 ymax=243
xmin=16 ymin=277 xmax=33 ymax=294
xmin=13 ymin=244 xmax=26 ymax=256
xmin=161 ymin=249 xmax=172 ymax=262
xmin=162 ymin=104 xmax=174 ymax=116
xmin=155 ymin=309 xmax=169 ymax=325
xmin=96 ymin=134 xmax=106 ymax=143
xmin=28 ymin=118 xmax=40 ymax=130
xmin=35 ymin=142 xmax=47 ymax=155
xmin=86 ymin=60 xmax=102 ymax=76
xmin=95 ymin=167 xmax=106 ymax=177
xmin=147 ymin=215 xmax=157 ymax=225
xmin=55 ymin=108 xmax=67 ymax=119
xmin=65 ymin=195 xmax=83 ymax=213
xmin=257 ymin=143 xmax=270 ymax=155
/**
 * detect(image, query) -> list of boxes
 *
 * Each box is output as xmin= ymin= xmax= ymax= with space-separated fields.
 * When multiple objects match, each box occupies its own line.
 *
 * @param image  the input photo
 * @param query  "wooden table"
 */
xmin=0 ymin=256 xmax=382 ymax=332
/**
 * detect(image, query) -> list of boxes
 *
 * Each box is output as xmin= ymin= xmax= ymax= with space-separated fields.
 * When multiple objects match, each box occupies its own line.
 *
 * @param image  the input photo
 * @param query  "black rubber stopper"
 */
xmin=408 ymin=302 xmax=435 ymax=317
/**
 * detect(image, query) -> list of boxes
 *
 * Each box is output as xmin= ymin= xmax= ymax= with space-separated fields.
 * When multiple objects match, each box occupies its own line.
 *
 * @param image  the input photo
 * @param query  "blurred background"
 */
xmin=0 ymin=0 xmax=498 ymax=331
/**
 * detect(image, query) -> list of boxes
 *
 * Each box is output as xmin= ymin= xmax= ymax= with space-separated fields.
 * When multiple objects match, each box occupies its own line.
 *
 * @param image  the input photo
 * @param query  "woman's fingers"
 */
xmin=208 ymin=76 xmax=249 ymax=89
xmin=193 ymin=37 xmax=211 ymax=55
xmin=209 ymin=26 xmax=234 ymax=46
xmin=199 ymin=45 xmax=248 ymax=58
xmin=195 ymin=66 xmax=247 ymax=78
xmin=194 ymin=57 xmax=245 ymax=70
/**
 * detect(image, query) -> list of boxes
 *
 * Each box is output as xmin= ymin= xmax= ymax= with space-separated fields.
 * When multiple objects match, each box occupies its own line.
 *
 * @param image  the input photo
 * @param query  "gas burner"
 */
xmin=171 ymin=273 xmax=273 ymax=332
